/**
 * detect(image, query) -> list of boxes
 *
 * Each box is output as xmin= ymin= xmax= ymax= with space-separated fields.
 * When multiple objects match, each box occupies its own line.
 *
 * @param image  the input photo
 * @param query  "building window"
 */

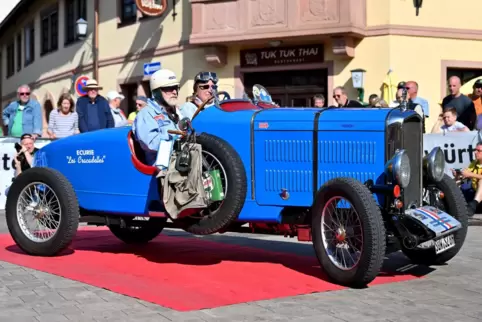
xmin=16 ymin=33 xmax=22 ymax=72
xmin=6 ymin=41 xmax=15 ymax=78
xmin=120 ymin=0 xmax=138 ymax=25
xmin=40 ymin=5 xmax=59 ymax=56
xmin=24 ymin=22 xmax=35 ymax=66
xmin=65 ymin=0 xmax=86 ymax=45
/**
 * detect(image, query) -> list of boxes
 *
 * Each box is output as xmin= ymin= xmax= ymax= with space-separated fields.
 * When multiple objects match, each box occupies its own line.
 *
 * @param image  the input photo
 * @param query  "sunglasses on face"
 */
xmin=162 ymin=86 xmax=179 ymax=92
xmin=198 ymin=84 xmax=217 ymax=90
xmin=333 ymin=94 xmax=341 ymax=99
xmin=18 ymin=92 xmax=30 ymax=96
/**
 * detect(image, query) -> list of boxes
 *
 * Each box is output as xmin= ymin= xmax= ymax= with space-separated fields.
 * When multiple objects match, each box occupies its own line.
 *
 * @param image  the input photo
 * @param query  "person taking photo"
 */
xmin=13 ymin=133 xmax=38 ymax=177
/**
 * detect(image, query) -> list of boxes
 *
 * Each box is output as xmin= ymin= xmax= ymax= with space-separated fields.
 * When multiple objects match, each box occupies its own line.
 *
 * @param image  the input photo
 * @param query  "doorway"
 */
xmin=243 ymin=69 xmax=328 ymax=107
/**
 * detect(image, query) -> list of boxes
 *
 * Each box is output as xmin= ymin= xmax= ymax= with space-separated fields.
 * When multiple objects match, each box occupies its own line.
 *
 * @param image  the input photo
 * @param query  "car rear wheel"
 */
xmin=178 ymin=133 xmax=247 ymax=235
xmin=109 ymin=217 xmax=166 ymax=244
xmin=5 ymin=168 xmax=79 ymax=256
xmin=401 ymin=174 xmax=468 ymax=265
xmin=311 ymin=177 xmax=386 ymax=287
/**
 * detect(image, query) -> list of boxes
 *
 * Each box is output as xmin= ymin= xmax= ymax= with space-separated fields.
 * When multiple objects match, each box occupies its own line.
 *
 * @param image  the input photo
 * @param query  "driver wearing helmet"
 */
xmin=132 ymin=68 xmax=181 ymax=166
xmin=179 ymin=72 xmax=218 ymax=120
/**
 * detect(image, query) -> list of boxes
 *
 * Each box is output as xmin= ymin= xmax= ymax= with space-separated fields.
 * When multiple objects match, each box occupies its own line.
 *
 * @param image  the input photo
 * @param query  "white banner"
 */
xmin=423 ymin=131 xmax=481 ymax=177
xmin=0 ymin=138 xmax=52 ymax=210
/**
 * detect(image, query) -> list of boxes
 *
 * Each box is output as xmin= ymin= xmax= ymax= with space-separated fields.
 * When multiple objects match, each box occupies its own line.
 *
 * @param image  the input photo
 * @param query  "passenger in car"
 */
xmin=132 ymin=69 xmax=181 ymax=167
xmin=179 ymin=72 xmax=218 ymax=120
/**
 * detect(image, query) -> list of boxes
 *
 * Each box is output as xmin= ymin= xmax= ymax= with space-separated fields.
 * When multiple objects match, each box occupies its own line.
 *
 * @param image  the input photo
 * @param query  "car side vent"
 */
xmin=318 ymin=140 xmax=377 ymax=164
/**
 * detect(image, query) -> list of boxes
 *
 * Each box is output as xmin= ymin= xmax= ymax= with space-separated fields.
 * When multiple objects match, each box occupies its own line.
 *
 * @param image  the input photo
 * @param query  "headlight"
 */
xmin=423 ymin=147 xmax=445 ymax=182
xmin=385 ymin=149 xmax=411 ymax=188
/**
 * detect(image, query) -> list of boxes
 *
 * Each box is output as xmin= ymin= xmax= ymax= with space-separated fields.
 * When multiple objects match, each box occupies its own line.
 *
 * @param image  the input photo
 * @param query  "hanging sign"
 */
xmin=240 ymin=44 xmax=324 ymax=68
xmin=136 ymin=0 xmax=167 ymax=16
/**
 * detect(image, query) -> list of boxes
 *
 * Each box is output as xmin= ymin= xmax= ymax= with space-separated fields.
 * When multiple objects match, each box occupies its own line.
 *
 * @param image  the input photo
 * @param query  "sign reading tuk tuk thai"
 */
xmin=135 ymin=0 xmax=167 ymax=16
xmin=240 ymin=45 xmax=324 ymax=68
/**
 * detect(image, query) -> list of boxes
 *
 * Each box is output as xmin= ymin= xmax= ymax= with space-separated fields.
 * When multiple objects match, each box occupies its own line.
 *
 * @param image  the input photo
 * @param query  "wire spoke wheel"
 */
xmin=321 ymin=196 xmax=363 ymax=270
xmin=178 ymin=133 xmax=247 ymax=236
xmin=16 ymin=182 xmax=61 ymax=243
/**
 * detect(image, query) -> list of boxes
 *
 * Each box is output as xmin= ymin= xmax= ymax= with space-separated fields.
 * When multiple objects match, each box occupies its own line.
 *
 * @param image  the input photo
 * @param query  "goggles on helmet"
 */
xmin=194 ymin=72 xmax=218 ymax=84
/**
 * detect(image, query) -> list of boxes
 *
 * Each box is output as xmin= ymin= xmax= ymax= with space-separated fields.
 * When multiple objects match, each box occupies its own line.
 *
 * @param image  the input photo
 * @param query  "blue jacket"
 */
xmin=2 ymin=99 xmax=42 ymax=136
xmin=76 ymin=95 xmax=114 ymax=133
xmin=132 ymin=98 xmax=179 ymax=165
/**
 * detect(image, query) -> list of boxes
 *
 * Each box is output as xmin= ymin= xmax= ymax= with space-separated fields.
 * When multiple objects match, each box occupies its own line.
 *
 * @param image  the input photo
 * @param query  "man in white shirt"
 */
xmin=439 ymin=106 xmax=469 ymax=133
xmin=106 ymin=90 xmax=128 ymax=127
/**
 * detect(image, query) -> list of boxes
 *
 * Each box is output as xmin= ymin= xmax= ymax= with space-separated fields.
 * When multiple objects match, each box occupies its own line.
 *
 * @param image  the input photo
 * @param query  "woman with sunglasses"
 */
xmin=179 ymin=72 xmax=218 ymax=120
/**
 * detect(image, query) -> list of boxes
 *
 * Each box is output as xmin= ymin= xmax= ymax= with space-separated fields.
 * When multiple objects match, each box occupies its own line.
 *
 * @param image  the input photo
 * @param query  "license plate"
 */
xmin=434 ymin=234 xmax=455 ymax=254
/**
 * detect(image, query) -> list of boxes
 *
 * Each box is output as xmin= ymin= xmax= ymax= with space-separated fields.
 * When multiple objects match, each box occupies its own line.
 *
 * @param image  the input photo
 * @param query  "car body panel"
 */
xmin=35 ymin=127 xmax=158 ymax=216
xmin=191 ymin=105 xmax=394 ymax=220
xmin=34 ymin=100 xmax=406 ymax=223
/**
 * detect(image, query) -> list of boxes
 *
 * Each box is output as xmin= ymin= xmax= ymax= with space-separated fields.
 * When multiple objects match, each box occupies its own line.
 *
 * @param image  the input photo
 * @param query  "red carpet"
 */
xmin=0 ymin=227 xmax=421 ymax=311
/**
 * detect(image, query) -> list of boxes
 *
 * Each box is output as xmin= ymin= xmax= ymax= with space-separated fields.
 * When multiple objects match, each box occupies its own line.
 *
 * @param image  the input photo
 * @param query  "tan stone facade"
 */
xmin=0 ymin=0 xmax=482 ymax=134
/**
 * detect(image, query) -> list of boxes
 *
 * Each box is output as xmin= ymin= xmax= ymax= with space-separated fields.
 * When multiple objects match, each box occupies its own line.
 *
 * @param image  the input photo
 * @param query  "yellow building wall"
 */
xmin=366 ymin=0 xmax=479 ymax=28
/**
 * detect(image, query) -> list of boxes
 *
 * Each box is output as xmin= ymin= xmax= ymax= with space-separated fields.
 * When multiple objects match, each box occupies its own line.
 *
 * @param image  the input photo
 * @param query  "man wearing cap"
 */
xmin=76 ymin=80 xmax=115 ymax=133
xmin=106 ymin=90 xmax=128 ymax=127
xmin=128 ymin=96 xmax=148 ymax=125
xmin=133 ymin=69 xmax=181 ymax=166
xmin=179 ymin=71 xmax=218 ymax=120
xmin=469 ymin=79 xmax=482 ymax=115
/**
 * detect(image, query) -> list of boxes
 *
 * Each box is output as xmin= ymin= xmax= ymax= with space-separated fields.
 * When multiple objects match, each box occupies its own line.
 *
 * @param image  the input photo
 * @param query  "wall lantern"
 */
xmin=414 ymin=0 xmax=423 ymax=16
xmin=76 ymin=18 xmax=88 ymax=39
xmin=350 ymin=69 xmax=366 ymax=102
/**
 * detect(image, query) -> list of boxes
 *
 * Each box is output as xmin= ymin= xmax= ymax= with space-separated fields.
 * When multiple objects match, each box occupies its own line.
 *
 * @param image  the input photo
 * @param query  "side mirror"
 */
xmin=178 ymin=117 xmax=192 ymax=131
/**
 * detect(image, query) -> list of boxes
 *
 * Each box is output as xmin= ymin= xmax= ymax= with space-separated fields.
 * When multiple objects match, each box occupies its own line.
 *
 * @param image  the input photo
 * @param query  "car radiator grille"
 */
xmin=402 ymin=118 xmax=423 ymax=208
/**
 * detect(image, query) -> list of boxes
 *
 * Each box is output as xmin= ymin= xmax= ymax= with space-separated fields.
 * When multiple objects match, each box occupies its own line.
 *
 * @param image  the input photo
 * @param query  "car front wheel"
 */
xmin=401 ymin=174 xmax=468 ymax=265
xmin=311 ymin=177 xmax=386 ymax=287
xmin=5 ymin=168 xmax=80 ymax=256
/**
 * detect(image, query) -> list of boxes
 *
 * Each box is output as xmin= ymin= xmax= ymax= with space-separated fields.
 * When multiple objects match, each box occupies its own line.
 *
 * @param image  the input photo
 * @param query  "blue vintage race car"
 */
xmin=5 ymin=85 xmax=467 ymax=287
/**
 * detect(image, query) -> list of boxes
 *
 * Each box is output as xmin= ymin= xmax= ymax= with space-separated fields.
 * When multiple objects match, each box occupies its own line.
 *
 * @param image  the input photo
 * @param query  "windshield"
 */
xmin=212 ymin=83 xmax=274 ymax=107
xmin=252 ymin=84 xmax=273 ymax=103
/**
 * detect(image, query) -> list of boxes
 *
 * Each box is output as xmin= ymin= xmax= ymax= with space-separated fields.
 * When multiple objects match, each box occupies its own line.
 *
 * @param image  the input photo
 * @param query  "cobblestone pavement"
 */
xmin=0 ymin=212 xmax=481 ymax=322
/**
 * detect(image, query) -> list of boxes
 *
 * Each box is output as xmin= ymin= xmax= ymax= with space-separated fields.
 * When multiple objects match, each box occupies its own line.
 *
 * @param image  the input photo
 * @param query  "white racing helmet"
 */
xmin=149 ymin=69 xmax=180 ymax=91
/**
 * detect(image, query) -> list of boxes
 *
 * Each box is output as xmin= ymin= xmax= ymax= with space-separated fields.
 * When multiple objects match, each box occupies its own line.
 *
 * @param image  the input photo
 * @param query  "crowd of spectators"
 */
xmin=1 ymin=79 xmax=149 ymax=141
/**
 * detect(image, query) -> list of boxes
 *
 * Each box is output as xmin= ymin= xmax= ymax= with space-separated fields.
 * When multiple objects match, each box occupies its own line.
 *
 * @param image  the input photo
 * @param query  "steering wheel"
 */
xmin=216 ymin=91 xmax=231 ymax=101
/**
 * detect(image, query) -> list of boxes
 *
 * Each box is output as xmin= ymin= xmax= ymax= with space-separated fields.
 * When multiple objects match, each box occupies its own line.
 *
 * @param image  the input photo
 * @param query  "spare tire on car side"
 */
xmin=178 ymin=133 xmax=247 ymax=235
xmin=5 ymin=167 xmax=80 ymax=256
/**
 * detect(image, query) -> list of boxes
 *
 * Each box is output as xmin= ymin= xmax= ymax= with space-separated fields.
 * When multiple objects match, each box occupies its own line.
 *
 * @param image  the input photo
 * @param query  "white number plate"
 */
xmin=434 ymin=234 xmax=455 ymax=254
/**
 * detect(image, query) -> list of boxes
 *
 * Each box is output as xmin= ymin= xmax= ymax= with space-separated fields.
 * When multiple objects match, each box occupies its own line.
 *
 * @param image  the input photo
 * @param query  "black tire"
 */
xmin=5 ymin=168 xmax=79 ymax=256
xmin=402 ymin=174 xmax=468 ymax=265
xmin=178 ymin=133 xmax=247 ymax=235
xmin=109 ymin=217 xmax=166 ymax=244
xmin=312 ymin=177 xmax=386 ymax=287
